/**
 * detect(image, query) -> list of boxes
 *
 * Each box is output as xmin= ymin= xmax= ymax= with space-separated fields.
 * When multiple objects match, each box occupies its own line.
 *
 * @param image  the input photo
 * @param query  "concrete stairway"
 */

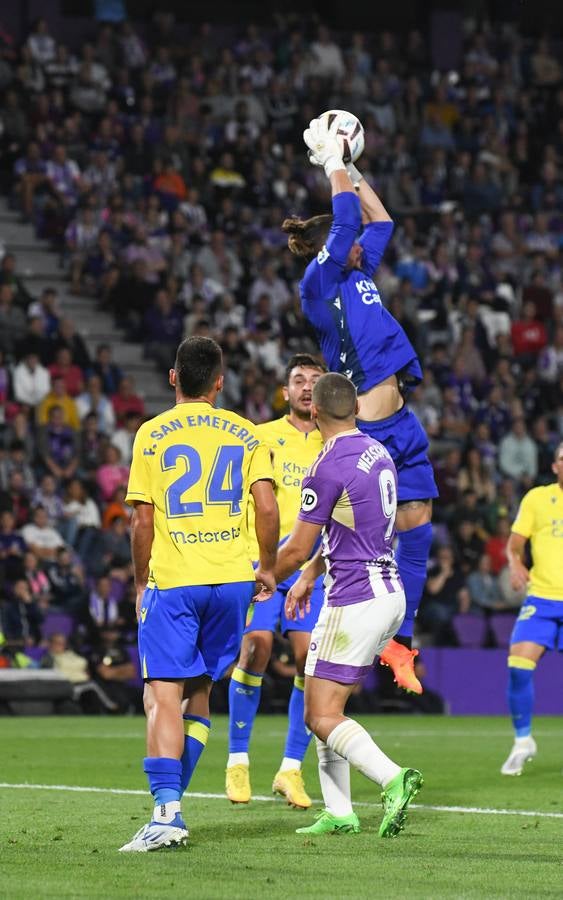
xmin=0 ymin=203 xmax=171 ymax=415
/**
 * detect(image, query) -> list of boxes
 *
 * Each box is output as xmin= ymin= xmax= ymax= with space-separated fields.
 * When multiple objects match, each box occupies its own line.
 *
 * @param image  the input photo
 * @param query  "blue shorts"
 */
xmin=245 ymin=570 xmax=325 ymax=636
xmin=510 ymin=596 xmax=563 ymax=651
xmin=139 ymin=582 xmax=255 ymax=681
xmin=357 ymin=405 xmax=438 ymax=503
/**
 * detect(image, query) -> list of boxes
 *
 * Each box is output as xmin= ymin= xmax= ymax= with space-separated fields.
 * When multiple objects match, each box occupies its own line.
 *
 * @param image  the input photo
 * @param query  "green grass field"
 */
xmin=1 ymin=715 xmax=562 ymax=899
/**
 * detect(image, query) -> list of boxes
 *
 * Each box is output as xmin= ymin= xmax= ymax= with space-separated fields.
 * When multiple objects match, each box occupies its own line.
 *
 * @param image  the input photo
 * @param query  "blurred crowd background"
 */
xmin=0 ymin=4 xmax=561 ymax=712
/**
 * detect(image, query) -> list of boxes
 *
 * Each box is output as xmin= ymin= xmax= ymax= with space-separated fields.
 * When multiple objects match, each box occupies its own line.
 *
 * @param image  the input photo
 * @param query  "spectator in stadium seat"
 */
xmin=23 ymin=550 xmax=51 ymax=609
xmin=452 ymin=518 xmax=485 ymax=577
xmin=143 ymin=288 xmax=184 ymax=372
xmin=37 ymin=405 xmax=79 ymax=482
xmin=32 ymin=473 xmax=64 ymax=526
xmin=498 ymin=417 xmax=538 ymax=488
xmin=16 ymin=315 xmax=51 ymax=365
xmin=111 ymin=412 xmax=142 ymax=466
xmin=418 ymin=545 xmax=471 ymax=645
xmin=0 ymin=253 xmax=34 ymax=310
xmin=46 ymin=545 xmax=85 ymax=612
xmin=37 ymin=376 xmax=80 ymax=431
xmin=61 ymin=477 xmax=102 ymax=564
xmin=111 ymin=377 xmax=145 ymax=427
xmin=1 ymin=578 xmax=43 ymax=647
xmin=0 ymin=284 xmax=27 ymax=361
xmin=76 ymin=374 xmax=116 ymax=435
xmin=467 ymin=554 xmax=502 ymax=613
xmin=0 ymin=441 xmax=36 ymax=493
xmin=0 ymin=509 xmax=27 ymax=582
xmin=40 ymin=632 xmax=119 ymax=713
xmin=20 ymin=505 xmax=65 ymax=562
xmin=510 ymin=300 xmax=548 ymax=364
xmin=89 ymin=343 xmax=123 ymax=396
xmin=484 ymin=517 xmax=510 ymax=576
xmin=101 ymin=485 xmax=130 ymax=532
xmin=88 ymin=625 xmax=139 ymax=713
xmin=48 ymin=346 xmax=84 ymax=397
xmin=13 ymin=350 xmax=51 ymax=407
xmin=95 ymin=444 xmax=129 ymax=503
xmin=77 ymin=412 xmax=108 ymax=483
xmin=49 ymin=317 xmax=91 ymax=371
xmin=98 ymin=515 xmax=131 ymax=577
xmin=0 ymin=471 xmax=31 ymax=529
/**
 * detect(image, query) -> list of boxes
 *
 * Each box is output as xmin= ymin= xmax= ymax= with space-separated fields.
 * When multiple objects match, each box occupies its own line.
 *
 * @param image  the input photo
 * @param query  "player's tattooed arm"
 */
xmin=130 ymin=501 xmax=154 ymax=619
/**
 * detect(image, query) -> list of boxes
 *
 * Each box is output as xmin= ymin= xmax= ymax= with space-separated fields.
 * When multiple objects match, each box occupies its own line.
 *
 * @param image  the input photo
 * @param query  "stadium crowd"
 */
xmin=0 ymin=11 xmax=561 ymax=708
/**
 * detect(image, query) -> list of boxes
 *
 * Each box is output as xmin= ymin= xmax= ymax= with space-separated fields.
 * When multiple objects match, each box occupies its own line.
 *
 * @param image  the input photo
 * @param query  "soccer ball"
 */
xmin=318 ymin=109 xmax=365 ymax=163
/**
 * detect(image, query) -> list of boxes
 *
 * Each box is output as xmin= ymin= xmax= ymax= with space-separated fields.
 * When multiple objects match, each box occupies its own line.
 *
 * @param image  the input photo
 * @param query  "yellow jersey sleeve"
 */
xmin=248 ymin=442 xmax=275 ymax=486
xmin=126 ymin=427 xmax=153 ymax=505
xmin=511 ymin=490 xmax=535 ymax=539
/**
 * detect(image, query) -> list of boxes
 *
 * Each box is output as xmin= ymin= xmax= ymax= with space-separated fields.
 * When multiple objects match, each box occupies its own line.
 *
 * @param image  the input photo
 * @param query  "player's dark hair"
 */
xmin=284 ymin=354 xmax=327 ymax=384
xmin=174 ymin=336 xmax=223 ymax=398
xmin=281 ymin=214 xmax=333 ymax=260
xmin=312 ymin=373 xmax=357 ymax=420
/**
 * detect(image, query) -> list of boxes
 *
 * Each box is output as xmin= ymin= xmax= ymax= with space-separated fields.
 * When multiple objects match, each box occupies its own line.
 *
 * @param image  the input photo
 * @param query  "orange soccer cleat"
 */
xmin=379 ymin=639 xmax=423 ymax=695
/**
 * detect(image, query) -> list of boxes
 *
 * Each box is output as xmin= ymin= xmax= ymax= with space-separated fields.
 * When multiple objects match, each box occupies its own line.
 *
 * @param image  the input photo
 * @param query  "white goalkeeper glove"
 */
xmin=303 ymin=117 xmax=345 ymax=179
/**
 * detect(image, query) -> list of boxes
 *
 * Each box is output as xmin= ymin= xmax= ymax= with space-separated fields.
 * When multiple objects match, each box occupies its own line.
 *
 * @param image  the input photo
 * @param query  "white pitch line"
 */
xmin=1 ymin=783 xmax=562 ymax=820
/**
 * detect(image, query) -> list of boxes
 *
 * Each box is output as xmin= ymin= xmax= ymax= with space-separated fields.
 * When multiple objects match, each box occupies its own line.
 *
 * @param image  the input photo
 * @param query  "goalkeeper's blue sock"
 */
xmin=507 ymin=656 xmax=535 ymax=737
xmin=228 ymin=667 xmax=263 ymax=761
xmin=144 ymin=756 xmax=182 ymax=823
xmin=181 ymin=714 xmax=210 ymax=794
xmin=395 ymin=523 xmax=433 ymax=640
xmin=280 ymin=676 xmax=311 ymax=769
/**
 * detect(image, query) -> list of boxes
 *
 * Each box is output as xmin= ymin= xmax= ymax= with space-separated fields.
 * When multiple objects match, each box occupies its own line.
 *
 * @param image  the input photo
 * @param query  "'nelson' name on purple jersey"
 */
xmin=298 ymin=430 xmax=402 ymax=606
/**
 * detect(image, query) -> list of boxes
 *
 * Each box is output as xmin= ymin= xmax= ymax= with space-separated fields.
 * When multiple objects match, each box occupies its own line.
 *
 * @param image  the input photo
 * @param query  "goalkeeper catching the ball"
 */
xmin=281 ymin=114 xmax=438 ymax=692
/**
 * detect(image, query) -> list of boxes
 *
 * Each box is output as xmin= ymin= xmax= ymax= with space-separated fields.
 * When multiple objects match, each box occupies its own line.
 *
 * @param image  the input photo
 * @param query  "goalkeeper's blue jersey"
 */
xmin=300 ymin=192 xmax=422 ymax=394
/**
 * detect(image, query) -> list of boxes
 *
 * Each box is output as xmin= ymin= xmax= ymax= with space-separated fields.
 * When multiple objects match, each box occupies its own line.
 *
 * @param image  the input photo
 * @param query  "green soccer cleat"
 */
xmin=379 ymin=767 xmax=423 ymax=838
xmin=296 ymin=810 xmax=361 ymax=835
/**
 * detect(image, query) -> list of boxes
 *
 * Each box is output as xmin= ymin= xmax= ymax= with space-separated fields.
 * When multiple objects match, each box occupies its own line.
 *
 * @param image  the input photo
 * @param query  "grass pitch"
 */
xmin=1 ymin=715 xmax=562 ymax=899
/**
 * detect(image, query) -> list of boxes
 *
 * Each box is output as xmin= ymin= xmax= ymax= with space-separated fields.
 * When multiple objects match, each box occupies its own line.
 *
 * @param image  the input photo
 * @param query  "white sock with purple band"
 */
xmin=316 ymin=738 xmax=353 ymax=817
xmin=326 ymin=719 xmax=400 ymax=788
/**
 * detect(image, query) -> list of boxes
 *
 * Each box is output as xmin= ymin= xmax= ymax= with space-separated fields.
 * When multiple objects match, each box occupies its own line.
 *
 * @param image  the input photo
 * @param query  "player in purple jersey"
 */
xmin=273 ymin=373 xmax=423 ymax=838
xmin=281 ymin=116 xmax=438 ymax=694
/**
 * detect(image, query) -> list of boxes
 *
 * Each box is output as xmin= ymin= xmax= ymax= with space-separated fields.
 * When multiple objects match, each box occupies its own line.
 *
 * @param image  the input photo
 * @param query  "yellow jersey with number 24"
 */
xmin=126 ymin=402 xmax=273 ymax=589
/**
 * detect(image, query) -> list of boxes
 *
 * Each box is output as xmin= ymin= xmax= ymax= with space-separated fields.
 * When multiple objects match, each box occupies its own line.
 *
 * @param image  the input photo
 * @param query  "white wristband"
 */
xmin=324 ymin=156 xmax=346 ymax=179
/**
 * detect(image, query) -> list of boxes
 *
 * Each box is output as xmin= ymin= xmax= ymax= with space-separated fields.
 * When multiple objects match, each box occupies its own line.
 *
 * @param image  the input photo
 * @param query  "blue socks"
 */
xmin=143 ymin=756 xmax=182 ymax=805
xmin=507 ymin=655 xmax=536 ymax=737
xmin=181 ymin=714 xmax=211 ymax=793
xmin=395 ymin=522 xmax=433 ymax=639
xmin=283 ymin=676 xmax=312 ymax=763
xmin=228 ymin=667 xmax=263 ymax=753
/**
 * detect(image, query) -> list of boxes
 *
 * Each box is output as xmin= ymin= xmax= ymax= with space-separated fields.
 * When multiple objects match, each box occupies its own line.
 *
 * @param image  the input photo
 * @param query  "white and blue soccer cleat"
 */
xmin=500 ymin=736 xmax=537 ymax=776
xmin=118 ymin=813 xmax=189 ymax=852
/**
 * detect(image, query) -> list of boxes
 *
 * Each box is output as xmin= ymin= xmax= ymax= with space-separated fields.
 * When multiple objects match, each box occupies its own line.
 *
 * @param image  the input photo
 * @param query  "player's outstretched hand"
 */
xmin=509 ymin=559 xmax=530 ymax=591
xmin=303 ymin=117 xmax=344 ymax=179
xmin=253 ymin=567 xmax=276 ymax=602
xmin=285 ymin=576 xmax=313 ymax=621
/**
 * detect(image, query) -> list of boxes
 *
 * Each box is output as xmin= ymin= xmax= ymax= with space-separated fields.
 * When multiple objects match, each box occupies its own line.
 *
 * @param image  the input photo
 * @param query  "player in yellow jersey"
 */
xmin=501 ymin=440 xmax=563 ymax=776
xmin=119 ymin=337 xmax=279 ymax=852
xmin=226 ymin=354 xmax=327 ymax=809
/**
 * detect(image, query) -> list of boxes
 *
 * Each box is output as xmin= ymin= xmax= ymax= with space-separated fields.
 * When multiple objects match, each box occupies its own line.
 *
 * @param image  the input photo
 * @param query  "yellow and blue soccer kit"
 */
xmin=508 ymin=481 xmax=563 ymax=739
xmin=510 ymin=482 xmax=563 ymax=650
xmin=244 ymin=415 xmax=325 ymax=635
xmin=126 ymin=402 xmax=273 ymax=682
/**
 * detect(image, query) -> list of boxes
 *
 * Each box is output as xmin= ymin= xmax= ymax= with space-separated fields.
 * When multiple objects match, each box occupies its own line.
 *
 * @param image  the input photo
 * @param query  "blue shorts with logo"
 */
xmin=139 ymin=581 xmax=255 ymax=681
xmin=245 ymin=569 xmax=325 ymax=636
xmin=356 ymin=405 xmax=438 ymax=503
xmin=510 ymin=596 xmax=563 ymax=651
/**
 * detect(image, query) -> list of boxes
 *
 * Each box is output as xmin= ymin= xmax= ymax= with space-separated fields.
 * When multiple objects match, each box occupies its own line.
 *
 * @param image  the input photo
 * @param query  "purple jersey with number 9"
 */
xmin=298 ymin=429 xmax=402 ymax=607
